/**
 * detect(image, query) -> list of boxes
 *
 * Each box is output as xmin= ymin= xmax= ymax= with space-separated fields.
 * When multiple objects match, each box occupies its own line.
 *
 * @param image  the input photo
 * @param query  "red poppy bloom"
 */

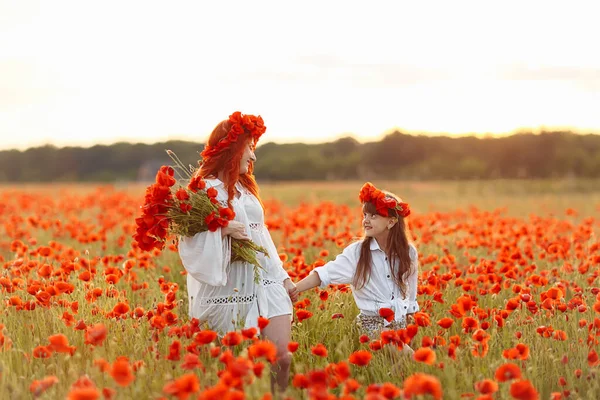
xmin=311 ymin=343 xmax=328 ymax=357
xmin=110 ymin=356 xmax=134 ymax=387
xmin=509 ymin=379 xmax=539 ymax=400
xmin=413 ymin=347 xmax=436 ymax=365
xmin=437 ymin=317 xmax=454 ymax=329
xmin=495 ymin=363 xmax=522 ymax=382
xmin=403 ymin=373 xmax=442 ymax=400
xmin=378 ymin=307 xmax=395 ymax=322
xmin=348 ymin=350 xmax=372 ymax=366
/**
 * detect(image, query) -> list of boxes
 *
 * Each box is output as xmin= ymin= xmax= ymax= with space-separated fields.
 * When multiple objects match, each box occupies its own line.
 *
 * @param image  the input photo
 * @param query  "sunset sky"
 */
xmin=1 ymin=0 xmax=599 ymax=151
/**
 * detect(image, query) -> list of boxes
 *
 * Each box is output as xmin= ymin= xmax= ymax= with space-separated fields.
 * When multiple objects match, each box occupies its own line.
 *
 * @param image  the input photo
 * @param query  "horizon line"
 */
xmin=2 ymin=126 xmax=599 ymax=153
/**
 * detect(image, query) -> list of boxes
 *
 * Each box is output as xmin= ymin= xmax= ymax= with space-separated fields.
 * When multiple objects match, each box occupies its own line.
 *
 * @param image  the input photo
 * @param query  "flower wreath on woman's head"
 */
xmin=359 ymin=182 xmax=411 ymax=218
xmin=200 ymin=111 xmax=266 ymax=159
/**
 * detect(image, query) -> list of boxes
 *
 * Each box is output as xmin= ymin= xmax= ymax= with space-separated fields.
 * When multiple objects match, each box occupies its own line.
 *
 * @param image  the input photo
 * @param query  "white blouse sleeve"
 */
xmin=178 ymin=229 xmax=231 ymax=286
xmin=313 ymin=242 xmax=360 ymax=288
xmin=262 ymin=224 xmax=290 ymax=282
xmin=406 ymin=244 xmax=420 ymax=313
xmin=177 ymin=182 xmax=232 ymax=287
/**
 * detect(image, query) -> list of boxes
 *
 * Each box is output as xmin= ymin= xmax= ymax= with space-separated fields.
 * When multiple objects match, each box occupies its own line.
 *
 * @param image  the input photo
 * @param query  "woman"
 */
xmin=178 ymin=111 xmax=297 ymax=391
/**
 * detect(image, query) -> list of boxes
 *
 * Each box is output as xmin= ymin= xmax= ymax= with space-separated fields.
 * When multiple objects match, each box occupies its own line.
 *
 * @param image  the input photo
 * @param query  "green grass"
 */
xmin=0 ymin=180 xmax=599 ymax=399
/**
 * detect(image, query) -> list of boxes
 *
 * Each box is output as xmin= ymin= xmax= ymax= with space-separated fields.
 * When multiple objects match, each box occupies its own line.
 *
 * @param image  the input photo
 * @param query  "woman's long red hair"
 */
xmin=197 ymin=119 xmax=262 ymax=209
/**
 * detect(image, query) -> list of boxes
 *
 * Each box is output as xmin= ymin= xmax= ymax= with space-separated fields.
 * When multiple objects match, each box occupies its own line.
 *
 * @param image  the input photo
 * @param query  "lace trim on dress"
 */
xmin=249 ymin=222 xmax=262 ymax=232
xmin=198 ymin=294 xmax=256 ymax=306
xmin=262 ymin=279 xmax=279 ymax=286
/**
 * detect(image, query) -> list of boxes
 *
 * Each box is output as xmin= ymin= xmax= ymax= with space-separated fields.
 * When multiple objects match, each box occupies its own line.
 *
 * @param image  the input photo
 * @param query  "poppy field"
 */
xmin=1 ymin=180 xmax=599 ymax=400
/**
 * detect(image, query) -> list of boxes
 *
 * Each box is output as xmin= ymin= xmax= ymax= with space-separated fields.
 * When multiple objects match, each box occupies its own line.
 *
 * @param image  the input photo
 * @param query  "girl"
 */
xmin=293 ymin=182 xmax=419 ymax=338
xmin=177 ymin=112 xmax=297 ymax=391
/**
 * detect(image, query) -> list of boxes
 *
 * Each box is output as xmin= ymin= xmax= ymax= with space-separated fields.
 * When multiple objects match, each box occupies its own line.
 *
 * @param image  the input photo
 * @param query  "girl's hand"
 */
xmin=294 ymin=272 xmax=322 ymax=293
xmin=221 ymin=221 xmax=250 ymax=240
xmin=284 ymin=279 xmax=299 ymax=303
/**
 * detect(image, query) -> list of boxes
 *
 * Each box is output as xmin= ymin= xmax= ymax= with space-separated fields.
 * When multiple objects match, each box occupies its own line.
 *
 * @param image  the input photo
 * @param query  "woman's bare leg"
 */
xmin=261 ymin=315 xmax=293 ymax=393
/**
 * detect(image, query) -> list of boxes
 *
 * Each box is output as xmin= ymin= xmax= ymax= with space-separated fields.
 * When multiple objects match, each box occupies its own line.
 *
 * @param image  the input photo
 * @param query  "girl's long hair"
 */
xmin=353 ymin=194 xmax=412 ymax=297
xmin=197 ymin=119 xmax=262 ymax=209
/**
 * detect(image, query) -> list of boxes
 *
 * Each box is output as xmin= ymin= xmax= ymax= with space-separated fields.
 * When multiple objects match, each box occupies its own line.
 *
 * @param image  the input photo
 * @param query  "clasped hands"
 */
xmin=284 ymin=279 xmax=299 ymax=303
xmin=222 ymin=222 xmax=299 ymax=303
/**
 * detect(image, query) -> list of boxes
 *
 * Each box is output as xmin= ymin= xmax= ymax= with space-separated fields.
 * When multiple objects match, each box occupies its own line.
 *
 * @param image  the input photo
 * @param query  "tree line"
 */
xmin=1 ymin=130 xmax=599 ymax=182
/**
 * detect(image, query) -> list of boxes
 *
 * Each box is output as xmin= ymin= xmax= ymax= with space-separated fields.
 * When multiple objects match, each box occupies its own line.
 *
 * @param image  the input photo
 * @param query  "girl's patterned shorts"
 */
xmin=356 ymin=314 xmax=406 ymax=338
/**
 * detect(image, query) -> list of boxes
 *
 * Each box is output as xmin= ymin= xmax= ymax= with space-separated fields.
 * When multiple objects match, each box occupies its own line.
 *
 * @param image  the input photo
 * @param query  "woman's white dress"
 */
xmin=178 ymin=178 xmax=292 ymax=334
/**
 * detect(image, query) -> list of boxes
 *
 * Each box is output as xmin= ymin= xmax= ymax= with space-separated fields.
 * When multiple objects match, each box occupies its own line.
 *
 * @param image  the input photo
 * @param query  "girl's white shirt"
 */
xmin=177 ymin=178 xmax=290 ymax=334
xmin=314 ymin=239 xmax=419 ymax=325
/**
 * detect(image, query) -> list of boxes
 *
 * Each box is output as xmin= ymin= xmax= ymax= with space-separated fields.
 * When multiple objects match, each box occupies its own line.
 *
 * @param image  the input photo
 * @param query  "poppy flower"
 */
xmin=296 ymin=309 xmax=313 ymax=322
xmin=475 ymin=379 xmax=498 ymax=394
xmin=311 ymin=343 xmax=328 ymax=357
xmin=472 ymin=329 xmax=490 ymax=343
xmin=588 ymin=349 xmax=599 ymax=367
xmin=93 ymin=358 xmax=110 ymax=372
xmin=102 ymin=388 xmax=116 ymax=400
xmin=32 ymin=345 xmax=52 ymax=359
xmin=84 ymin=324 xmax=107 ymax=347
xmin=110 ymin=356 xmax=134 ymax=387
xmin=495 ymin=363 xmax=522 ymax=382
xmin=344 ymin=379 xmax=361 ymax=394
xmin=181 ymin=353 xmax=203 ymax=371
xmin=403 ymin=373 xmax=442 ymax=400
xmin=206 ymin=187 xmax=218 ymax=199
xmin=253 ymin=362 xmax=266 ymax=378
xmin=74 ymin=320 xmax=87 ymax=331
xmin=167 ymin=340 xmax=181 ymax=361
xmin=175 ymin=188 xmax=189 ymax=201
xmin=369 ymin=340 xmax=383 ymax=351
xmin=194 ymin=330 xmax=217 ymax=345
xmin=503 ymin=343 xmax=530 ymax=360
xmin=413 ymin=347 xmax=436 ymax=365
xmin=66 ymin=387 xmax=101 ymax=400
xmin=218 ymin=206 xmax=235 ymax=220
xmin=257 ymin=316 xmax=269 ymax=330
xmin=348 ymin=350 xmax=372 ymax=366
xmin=292 ymin=373 xmax=309 ymax=389
xmin=221 ymin=332 xmax=242 ymax=347
xmin=509 ymin=379 xmax=539 ymax=400
xmin=162 ymin=373 xmax=200 ymax=400
xmin=241 ymin=327 xmax=257 ymax=340
xmin=66 ymin=375 xmax=99 ymax=400
xmin=30 ymin=376 xmax=59 ymax=396
xmin=378 ymin=307 xmax=395 ymax=322
xmin=47 ymin=334 xmax=76 ymax=355
xmin=437 ymin=317 xmax=454 ymax=329
xmin=248 ymin=340 xmax=277 ymax=364
xmin=413 ymin=312 xmax=431 ymax=327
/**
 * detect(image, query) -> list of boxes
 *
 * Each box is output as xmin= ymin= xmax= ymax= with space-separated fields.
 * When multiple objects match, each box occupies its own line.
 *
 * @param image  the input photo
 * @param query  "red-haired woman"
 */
xmin=293 ymin=182 xmax=419 ymax=338
xmin=178 ymin=112 xmax=296 ymax=391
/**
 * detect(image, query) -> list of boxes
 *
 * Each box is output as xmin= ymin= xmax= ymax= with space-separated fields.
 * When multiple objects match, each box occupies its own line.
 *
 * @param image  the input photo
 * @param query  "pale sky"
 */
xmin=1 ymin=0 xmax=599 ymax=151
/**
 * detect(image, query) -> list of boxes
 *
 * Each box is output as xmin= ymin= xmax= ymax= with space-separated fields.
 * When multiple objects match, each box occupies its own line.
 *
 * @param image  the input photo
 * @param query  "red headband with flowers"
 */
xmin=359 ymin=182 xmax=411 ymax=218
xmin=200 ymin=111 xmax=266 ymax=159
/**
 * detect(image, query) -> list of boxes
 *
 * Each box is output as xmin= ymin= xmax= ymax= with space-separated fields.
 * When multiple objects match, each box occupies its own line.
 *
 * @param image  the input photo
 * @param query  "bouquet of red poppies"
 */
xmin=133 ymin=150 xmax=268 ymax=282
